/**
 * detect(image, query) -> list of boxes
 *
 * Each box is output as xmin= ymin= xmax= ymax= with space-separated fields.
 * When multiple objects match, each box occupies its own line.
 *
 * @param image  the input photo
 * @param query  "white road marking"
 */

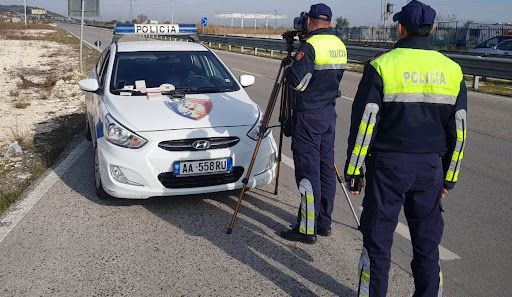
xmin=341 ymin=95 xmax=354 ymax=101
xmin=0 ymin=140 xmax=90 ymax=244
xmin=231 ymin=68 xmax=264 ymax=77
xmin=279 ymin=153 xmax=461 ymax=261
xmin=280 ymin=154 xmax=295 ymax=169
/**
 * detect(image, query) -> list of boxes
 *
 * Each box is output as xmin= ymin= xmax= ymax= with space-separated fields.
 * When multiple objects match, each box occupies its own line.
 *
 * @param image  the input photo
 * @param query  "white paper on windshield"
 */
xmin=135 ymin=80 xmax=147 ymax=91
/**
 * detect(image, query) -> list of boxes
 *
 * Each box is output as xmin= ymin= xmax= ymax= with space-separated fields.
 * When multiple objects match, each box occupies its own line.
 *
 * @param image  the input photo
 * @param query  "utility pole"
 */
xmin=383 ymin=0 xmax=388 ymax=28
xmin=24 ymin=0 xmax=27 ymax=26
xmin=79 ymin=0 xmax=85 ymax=73
xmin=171 ymin=0 xmax=175 ymax=23
xmin=129 ymin=0 xmax=134 ymax=22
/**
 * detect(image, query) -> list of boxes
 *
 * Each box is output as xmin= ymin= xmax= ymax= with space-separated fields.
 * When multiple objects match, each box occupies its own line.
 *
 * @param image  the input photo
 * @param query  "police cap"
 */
xmin=393 ymin=0 xmax=436 ymax=34
xmin=309 ymin=3 xmax=332 ymax=22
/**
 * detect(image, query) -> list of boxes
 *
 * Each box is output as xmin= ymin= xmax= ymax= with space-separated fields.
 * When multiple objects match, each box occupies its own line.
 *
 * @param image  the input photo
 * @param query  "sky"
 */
xmin=1 ymin=0 xmax=511 ymax=27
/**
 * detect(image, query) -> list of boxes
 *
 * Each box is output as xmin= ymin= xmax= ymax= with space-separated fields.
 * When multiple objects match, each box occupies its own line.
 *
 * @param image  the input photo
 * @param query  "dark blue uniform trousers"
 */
xmin=358 ymin=153 xmax=444 ymax=297
xmin=291 ymin=105 xmax=337 ymax=236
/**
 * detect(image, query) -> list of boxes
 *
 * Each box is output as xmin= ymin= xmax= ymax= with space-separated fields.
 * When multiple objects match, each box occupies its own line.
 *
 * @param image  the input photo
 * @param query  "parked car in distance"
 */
xmin=469 ymin=35 xmax=512 ymax=56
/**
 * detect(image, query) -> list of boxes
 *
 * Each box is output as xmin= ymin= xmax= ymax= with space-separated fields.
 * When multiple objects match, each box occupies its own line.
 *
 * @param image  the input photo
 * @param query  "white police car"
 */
xmin=79 ymin=24 xmax=277 ymax=199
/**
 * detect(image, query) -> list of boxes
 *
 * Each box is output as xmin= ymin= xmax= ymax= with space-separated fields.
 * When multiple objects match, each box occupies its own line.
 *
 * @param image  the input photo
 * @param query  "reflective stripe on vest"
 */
xmin=306 ymin=34 xmax=347 ymax=71
xmin=370 ymin=48 xmax=463 ymax=103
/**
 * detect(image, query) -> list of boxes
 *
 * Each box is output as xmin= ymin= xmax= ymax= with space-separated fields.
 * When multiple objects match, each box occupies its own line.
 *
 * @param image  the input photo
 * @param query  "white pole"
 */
xmin=383 ymin=0 xmax=388 ymax=29
xmin=24 ymin=0 xmax=27 ymax=26
xmin=171 ymin=0 xmax=175 ymax=23
xmin=79 ymin=0 xmax=85 ymax=73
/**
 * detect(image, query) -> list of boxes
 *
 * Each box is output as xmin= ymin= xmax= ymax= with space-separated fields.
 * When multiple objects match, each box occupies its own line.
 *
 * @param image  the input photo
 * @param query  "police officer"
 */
xmin=344 ymin=1 xmax=467 ymax=296
xmin=281 ymin=3 xmax=347 ymax=244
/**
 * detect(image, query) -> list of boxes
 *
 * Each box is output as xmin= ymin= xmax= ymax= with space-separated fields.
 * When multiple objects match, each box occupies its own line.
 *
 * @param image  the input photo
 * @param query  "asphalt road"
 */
xmin=0 ymin=23 xmax=511 ymax=296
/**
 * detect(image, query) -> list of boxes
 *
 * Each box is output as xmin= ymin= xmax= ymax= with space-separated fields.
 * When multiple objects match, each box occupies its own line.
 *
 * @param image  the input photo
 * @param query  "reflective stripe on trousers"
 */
xmin=299 ymin=178 xmax=315 ymax=235
xmin=358 ymin=247 xmax=371 ymax=297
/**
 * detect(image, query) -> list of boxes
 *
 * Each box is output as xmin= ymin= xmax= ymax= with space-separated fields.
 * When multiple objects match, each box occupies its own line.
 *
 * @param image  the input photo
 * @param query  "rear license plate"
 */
xmin=174 ymin=158 xmax=232 ymax=176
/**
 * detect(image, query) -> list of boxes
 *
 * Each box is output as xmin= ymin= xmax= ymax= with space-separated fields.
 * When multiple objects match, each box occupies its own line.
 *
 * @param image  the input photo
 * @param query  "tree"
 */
xmin=335 ymin=16 xmax=350 ymax=28
xmin=137 ymin=14 xmax=148 ymax=23
xmin=463 ymin=20 xmax=474 ymax=29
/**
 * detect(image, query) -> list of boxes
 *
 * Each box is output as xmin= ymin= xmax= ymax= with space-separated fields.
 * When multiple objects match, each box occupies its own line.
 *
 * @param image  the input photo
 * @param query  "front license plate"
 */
xmin=174 ymin=158 xmax=232 ymax=176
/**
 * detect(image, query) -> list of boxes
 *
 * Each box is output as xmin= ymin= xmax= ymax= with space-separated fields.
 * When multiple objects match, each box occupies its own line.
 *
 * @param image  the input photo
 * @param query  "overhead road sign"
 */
xmin=113 ymin=24 xmax=198 ymax=35
xmin=68 ymin=0 xmax=99 ymax=17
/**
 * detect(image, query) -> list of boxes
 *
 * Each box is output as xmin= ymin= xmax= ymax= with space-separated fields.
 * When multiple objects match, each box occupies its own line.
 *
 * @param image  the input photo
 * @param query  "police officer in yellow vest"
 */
xmin=281 ymin=3 xmax=347 ymax=244
xmin=343 ymin=1 xmax=467 ymax=296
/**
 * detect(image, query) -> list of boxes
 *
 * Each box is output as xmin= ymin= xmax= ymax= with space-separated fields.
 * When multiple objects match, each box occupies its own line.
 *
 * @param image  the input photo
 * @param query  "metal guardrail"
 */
xmin=196 ymin=34 xmax=512 ymax=80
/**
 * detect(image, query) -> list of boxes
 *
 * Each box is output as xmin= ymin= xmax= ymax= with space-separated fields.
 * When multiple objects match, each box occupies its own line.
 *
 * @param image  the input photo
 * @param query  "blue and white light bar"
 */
xmin=113 ymin=24 xmax=198 ymax=35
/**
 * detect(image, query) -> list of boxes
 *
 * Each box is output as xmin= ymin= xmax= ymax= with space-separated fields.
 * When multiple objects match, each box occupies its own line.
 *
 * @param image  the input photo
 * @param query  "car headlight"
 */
xmin=105 ymin=114 xmax=148 ymax=149
xmin=247 ymin=109 xmax=271 ymax=141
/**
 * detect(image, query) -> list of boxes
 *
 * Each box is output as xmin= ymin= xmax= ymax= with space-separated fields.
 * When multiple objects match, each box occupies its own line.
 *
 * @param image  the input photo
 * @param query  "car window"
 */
xmin=497 ymin=40 xmax=512 ymax=51
xmin=110 ymin=51 xmax=240 ymax=93
xmin=476 ymin=37 xmax=499 ymax=48
xmin=99 ymin=52 xmax=111 ymax=86
xmin=95 ymin=50 xmax=108 ymax=75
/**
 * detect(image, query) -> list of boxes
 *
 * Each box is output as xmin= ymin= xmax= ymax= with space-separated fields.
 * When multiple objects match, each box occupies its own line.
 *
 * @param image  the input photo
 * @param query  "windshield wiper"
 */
xmin=110 ymin=89 xmax=145 ymax=95
xmin=185 ymin=87 xmax=234 ymax=94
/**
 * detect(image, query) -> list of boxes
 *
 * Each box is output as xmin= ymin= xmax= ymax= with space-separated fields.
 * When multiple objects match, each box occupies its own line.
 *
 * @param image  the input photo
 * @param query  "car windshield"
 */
xmin=110 ymin=51 xmax=240 ymax=94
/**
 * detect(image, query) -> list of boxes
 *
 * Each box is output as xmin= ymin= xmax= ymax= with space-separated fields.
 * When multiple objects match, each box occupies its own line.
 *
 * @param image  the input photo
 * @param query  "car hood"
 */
xmin=105 ymin=90 xmax=260 ymax=132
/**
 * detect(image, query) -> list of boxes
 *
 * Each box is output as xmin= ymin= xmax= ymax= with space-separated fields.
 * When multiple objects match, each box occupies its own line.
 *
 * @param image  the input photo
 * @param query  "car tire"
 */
xmin=94 ymin=145 xmax=112 ymax=200
xmin=85 ymin=116 xmax=92 ymax=141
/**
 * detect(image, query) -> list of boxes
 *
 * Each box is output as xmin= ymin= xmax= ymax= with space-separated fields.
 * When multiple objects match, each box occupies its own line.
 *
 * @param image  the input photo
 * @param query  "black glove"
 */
xmin=281 ymin=57 xmax=293 ymax=68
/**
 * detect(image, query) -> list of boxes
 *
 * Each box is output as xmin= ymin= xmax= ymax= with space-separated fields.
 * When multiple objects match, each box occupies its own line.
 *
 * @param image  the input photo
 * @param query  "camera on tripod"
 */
xmin=293 ymin=12 xmax=309 ymax=33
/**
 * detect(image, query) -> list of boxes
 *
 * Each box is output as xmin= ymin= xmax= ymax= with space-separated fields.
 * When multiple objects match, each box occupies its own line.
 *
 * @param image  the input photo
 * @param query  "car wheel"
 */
xmin=94 ymin=145 xmax=111 ymax=199
xmin=85 ymin=116 xmax=92 ymax=141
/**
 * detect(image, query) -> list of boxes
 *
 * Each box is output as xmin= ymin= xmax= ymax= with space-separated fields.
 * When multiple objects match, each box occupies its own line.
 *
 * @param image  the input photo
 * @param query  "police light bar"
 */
xmin=113 ymin=24 xmax=198 ymax=36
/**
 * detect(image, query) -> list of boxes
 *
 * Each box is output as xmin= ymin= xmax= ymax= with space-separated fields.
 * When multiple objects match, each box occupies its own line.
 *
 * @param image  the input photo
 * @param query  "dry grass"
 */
xmin=9 ymin=120 xmax=31 ymax=148
xmin=0 ymin=22 xmax=53 ymax=31
xmin=8 ymin=89 xmax=20 ymax=97
xmin=13 ymin=101 xmax=30 ymax=109
xmin=17 ymin=73 xmax=58 ymax=89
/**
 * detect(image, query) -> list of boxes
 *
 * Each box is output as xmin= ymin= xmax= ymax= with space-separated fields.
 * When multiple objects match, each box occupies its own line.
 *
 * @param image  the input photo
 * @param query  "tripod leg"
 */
xmin=228 ymin=67 xmax=285 ymax=234
xmin=334 ymin=163 xmax=361 ymax=228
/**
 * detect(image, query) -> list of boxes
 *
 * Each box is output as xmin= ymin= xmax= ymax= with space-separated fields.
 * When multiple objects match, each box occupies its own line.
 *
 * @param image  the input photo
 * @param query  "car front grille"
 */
xmin=158 ymin=137 xmax=240 ymax=151
xmin=157 ymin=166 xmax=245 ymax=189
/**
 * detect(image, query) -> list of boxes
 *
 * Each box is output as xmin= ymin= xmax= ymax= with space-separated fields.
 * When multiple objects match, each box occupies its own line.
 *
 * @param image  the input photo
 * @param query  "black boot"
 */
xmin=317 ymin=228 xmax=332 ymax=237
xmin=281 ymin=228 xmax=317 ymax=244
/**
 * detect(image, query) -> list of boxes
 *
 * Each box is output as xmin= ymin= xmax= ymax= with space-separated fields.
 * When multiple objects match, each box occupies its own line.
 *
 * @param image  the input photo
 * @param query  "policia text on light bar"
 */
xmin=113 ymin=24 xmax=198 ymax=36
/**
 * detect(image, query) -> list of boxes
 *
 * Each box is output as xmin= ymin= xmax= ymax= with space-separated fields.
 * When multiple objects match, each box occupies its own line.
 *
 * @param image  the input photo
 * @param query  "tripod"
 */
xmin=227 ymin=31 xmax=360 ymax=234
xmin=226 ymin=31 xmax=297 ymax=234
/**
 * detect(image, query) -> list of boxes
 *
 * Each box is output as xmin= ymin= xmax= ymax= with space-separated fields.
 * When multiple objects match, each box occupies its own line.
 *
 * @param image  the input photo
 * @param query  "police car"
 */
xmin=79 ymin=24 xmax=277 ymax=199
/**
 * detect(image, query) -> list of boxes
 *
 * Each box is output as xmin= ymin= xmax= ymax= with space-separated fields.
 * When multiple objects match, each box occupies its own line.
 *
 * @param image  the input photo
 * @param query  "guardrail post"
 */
xmin=209 ymin=42 xmax=212 ymax=47
xmin=241 ymin=46 xmax=244 ymax=53
xmin=219 ymin=43 xmax=221 ymax=49
xmin=229 ymin=45 xmax=232 ymax=51
xmin=473 ymin=76 xmax=480 ymax=90
xmin=255 ymin=48 xmax=258 ymax=55
xmin=271 ymin=50 xmax=274 ymax=57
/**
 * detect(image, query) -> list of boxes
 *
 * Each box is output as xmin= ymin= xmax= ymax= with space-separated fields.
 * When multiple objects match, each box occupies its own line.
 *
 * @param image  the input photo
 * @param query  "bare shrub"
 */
xmin=17 ymin=73 xmax=58 ymax=88
xmin=13 ymin=101 xmax=30 ymax=109
xmin=8 ymin=89 xmax=20 ymax=97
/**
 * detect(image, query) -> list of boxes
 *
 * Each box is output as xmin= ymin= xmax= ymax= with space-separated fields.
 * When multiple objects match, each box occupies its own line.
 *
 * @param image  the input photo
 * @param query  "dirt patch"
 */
xmin=0 ymin=20 xmax=99 ymax=215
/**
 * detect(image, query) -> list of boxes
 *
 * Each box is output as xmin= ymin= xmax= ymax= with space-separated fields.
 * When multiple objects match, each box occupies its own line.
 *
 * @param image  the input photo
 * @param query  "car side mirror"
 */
xmin=239 ymin=75 xmax=255 ymax=88
xmin=79 ymin=78 xmax=100 ymax=93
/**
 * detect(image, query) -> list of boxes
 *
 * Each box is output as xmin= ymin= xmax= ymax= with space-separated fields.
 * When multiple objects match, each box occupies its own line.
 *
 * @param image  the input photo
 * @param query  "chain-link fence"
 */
xmin=335 ymin=26 xmax=512 ymax=48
